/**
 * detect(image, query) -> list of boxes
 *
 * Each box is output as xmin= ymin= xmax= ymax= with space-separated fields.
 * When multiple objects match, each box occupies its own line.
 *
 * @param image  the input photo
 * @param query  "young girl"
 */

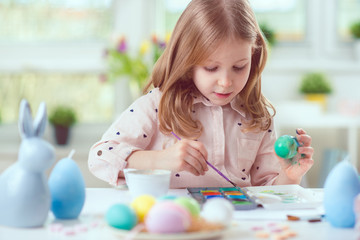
xmin=88 ymin=0 xmax=314 ymax=188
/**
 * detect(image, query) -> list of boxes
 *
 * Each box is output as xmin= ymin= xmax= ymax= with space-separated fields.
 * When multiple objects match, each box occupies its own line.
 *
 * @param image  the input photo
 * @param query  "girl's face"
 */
xmin=193 ymin=38 xmax=252 ymax=106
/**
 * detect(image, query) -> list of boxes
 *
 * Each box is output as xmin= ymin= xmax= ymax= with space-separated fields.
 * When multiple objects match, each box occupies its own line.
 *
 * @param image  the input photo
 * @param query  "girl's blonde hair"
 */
xmin=144 ymin=0 xmax=275 ymax=139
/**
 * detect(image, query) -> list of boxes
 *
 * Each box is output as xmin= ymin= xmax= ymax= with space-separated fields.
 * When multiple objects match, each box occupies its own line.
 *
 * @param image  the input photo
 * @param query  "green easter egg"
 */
xmin=174 ymin=197 xmax=200 ymax=216
xmin=274 ymin=135 xmax=298 ymax=159
xmin=106 ymin=204 xmax=138 ymax=230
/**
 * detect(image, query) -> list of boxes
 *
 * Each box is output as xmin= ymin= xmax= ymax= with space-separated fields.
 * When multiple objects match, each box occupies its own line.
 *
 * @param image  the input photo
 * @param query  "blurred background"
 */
xmin=0 ymin=0 xmax=360 ymax=188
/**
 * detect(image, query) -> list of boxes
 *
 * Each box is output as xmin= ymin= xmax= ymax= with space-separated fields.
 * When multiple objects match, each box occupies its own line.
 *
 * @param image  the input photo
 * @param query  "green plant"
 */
xmin=104 ymin=35 xmax=167 ymax=88
xmin=49 ymin=106 xmax=77 ymax=128
xmin=350 ymin=20 xmax=360 ymax=39
xmin=299 ymin=72 xmax=332 ymax=94
xmin=260 ymin=23 xmax=276 ymax=46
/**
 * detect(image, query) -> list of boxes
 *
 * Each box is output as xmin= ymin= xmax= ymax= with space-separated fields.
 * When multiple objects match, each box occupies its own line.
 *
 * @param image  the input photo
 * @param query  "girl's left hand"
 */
xmin=278 ymin=128 xmax=314 ymax=182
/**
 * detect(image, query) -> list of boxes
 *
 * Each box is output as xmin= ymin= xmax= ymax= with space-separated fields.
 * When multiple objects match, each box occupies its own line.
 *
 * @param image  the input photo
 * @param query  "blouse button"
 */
xmin=97 ymin=150 xmax=102 ymax=156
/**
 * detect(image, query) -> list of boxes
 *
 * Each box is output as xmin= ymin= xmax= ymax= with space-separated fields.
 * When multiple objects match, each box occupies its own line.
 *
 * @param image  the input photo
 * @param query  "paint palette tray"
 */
xmin=244 ymin=184 xmax=323 ymax=210
xmin=187 ymin=187 xmax=258 ymax=210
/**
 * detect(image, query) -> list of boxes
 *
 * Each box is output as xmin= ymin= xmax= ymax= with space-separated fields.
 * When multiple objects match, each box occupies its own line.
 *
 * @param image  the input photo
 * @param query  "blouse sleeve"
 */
xmin=250 ymin=120 xmax=281 ymax=186
xmin=88 ymin=89 xmax=160 ymax=186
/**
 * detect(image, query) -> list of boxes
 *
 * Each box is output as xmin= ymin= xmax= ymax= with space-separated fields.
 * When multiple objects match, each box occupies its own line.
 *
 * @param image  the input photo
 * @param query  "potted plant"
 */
xmin=103 ymin=35 xmax=167 ymax=115
xmin=49 ymin=105 xmax=77 ymax=145
xmin=299 ymin=72 xmax=332 ymax=111
xmin=350 ymin=20 xmax=360 ymax=60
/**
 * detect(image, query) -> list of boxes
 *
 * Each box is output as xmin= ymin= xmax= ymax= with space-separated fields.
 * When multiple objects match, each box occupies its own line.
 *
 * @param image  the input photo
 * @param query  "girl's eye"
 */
xmin=204 ymin=66 xmax=218 ymax=72
xmin=233 ymin=66 xmax=245 ymax=72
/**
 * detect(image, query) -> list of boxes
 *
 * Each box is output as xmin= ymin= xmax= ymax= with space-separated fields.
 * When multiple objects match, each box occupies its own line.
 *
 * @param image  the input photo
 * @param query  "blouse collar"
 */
xmin=192 ymin=93 xmax=247 ymax=118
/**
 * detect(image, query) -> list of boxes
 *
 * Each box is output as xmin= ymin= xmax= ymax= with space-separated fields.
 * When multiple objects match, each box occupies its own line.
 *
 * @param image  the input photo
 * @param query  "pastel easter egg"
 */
xmin=145 ymin=201 xmax=191 ymax=233
xmin=131 ymin=195 xmax=156 ymax=222
xmin=174 ymin=197 xmax=201 ymax=217
xmin=106 ymin=204 xmax=137 ymax=230
xmin=324 ymin=160 xmax=360 ymax=228
xmin=157 ymin=195 xmax=178 ymax=201
xmin=274 ymin=135 xmax=298 ymax=159
xmin=48 ymin=157 xmax=85 ymax=219
xmin=201 ymin=198 xmax=234 ymax=226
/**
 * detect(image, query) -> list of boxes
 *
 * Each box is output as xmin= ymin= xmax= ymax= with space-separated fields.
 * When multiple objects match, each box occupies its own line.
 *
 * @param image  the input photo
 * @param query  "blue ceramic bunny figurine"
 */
xmin=0 ymin=99 xmax=55 ymax=228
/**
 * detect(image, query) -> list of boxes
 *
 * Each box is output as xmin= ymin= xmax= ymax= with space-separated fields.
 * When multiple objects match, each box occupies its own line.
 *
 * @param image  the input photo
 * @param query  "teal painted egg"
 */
xmin=324 ymin=160 xmax=360 ymax=228
xmin=274 ymin=135 xmax=298 ymax=159
xmin=106 ymin=204 xmax=138 ymax=230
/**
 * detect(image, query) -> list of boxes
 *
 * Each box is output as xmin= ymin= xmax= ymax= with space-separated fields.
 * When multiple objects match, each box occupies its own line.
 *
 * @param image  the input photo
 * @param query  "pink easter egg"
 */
xmin=145 ymin=201 xmax=191 ymax=233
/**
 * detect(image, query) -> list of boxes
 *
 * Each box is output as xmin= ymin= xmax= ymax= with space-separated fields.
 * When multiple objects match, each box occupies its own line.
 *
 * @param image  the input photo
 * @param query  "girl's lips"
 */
xmin=214 ymin=92 xmax=232 ymax=99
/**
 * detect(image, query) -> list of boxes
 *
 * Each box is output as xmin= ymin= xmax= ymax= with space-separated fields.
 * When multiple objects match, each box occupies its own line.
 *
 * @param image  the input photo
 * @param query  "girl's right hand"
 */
xmin=158 ymin=139 xmax=209 ymax=176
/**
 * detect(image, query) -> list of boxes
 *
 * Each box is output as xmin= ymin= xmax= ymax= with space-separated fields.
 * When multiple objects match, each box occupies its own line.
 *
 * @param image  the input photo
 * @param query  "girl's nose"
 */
xmin=218 ymin=72 xmax=232 ymax=87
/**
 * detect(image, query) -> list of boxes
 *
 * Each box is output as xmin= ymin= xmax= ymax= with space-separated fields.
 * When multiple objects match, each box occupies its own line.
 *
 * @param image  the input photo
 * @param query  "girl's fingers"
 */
xmin=277 ymin=129 xmax=314 ymax=179
xmin=296 ymin=128 xmax=306 ymax=135
xmin=182 ymin=161 xmax=201 ymax=176
xmin=182 ymin=152 xmax=205 ymax=175
xmin=298 ymin=146 xmax=314 ymax=159
xmin=296 ymin=129 xmax=312 ymax=146
xmin=189 ymin=140 xmax=208 ymax=161
xmin=184 ymin=139 xmax=208 ymax=171
xmin=175 ymin=139 xmax=208 ymax=175
xmin=186 ymin=147 xmax=207 ymax=174
xmin=297 ymin=135 xmax=312 ymax=146
xmin=298 ymin=157 xmax=314 ymax=166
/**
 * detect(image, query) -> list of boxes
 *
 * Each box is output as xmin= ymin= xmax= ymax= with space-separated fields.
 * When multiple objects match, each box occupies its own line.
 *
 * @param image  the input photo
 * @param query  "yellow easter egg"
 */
xmin=131 ymin=195 xmax=156 ymax=222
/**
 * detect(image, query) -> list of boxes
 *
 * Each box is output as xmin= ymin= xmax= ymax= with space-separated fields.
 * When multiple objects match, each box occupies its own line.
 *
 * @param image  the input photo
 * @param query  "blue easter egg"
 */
xmin=48 ymin=157 xmax=85 ymax=219
xmin=106 ymin=204 xmax=138 ymax=230
xmin=324 ymin=160 xmax=360 ymax=228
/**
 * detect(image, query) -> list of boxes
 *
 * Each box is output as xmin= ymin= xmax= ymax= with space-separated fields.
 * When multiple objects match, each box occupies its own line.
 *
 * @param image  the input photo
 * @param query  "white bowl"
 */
xmin=123 ymin=168 xmax=137 ymax=182
xmin=125 ymin=169 xmax=171 ymax=199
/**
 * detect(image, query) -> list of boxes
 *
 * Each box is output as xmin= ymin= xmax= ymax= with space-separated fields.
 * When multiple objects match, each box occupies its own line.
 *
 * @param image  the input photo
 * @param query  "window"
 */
xmin=0 ymin=0 xmax=113 ymax=124
xmin=0 ymin=73 xmax=113 ymax=123
xmin=1 ymin=0 xmax=358 ymax=124
xmin=160 ymin=0 xmax=307 ymax=43
xmin=251 ymin=0 xmax=307 ymax=43
xmin=0 ymin=0 xmax=112 ymax=41
xmin=163 ymin=0 xmax=191 ymax=33
xmin=337 ymin=0 xmax=360 ymax=41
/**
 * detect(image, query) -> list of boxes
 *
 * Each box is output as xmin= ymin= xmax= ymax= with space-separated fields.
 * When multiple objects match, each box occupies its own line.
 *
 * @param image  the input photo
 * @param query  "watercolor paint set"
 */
xmin=187 ymin=187 xmax=258 ymax=210
xmin=188 ymin=185 xmax=323 ymax=211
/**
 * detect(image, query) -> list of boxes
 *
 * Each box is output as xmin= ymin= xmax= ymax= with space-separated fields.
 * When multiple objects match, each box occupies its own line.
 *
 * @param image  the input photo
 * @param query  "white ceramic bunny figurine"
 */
xmin=0 ymin=99 xmax=55 ymax=228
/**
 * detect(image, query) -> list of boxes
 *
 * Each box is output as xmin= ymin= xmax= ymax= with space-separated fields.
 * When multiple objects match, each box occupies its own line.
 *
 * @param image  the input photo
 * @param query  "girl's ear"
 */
xmin=18 ymin=99 xmax=35 ymax=139
xmin=33 ymin=102 xmax=47 ymax=137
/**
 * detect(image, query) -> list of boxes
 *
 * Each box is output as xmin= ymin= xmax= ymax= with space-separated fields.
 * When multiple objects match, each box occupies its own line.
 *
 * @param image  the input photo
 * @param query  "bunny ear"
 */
xmin=33 ymin=102 xmax=47 ymax=137
xmin=18 ymin=99 xmax=35 ymax=138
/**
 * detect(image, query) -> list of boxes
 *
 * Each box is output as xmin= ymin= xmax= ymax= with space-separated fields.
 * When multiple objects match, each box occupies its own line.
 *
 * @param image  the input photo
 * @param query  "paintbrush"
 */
xmin=171 ymin=132 xmax=237 ymax=187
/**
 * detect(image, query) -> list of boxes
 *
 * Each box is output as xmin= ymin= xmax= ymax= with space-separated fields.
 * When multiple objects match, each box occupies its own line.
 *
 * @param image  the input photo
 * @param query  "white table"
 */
xmin=0 ymin=188 xmax=358 ymax=240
